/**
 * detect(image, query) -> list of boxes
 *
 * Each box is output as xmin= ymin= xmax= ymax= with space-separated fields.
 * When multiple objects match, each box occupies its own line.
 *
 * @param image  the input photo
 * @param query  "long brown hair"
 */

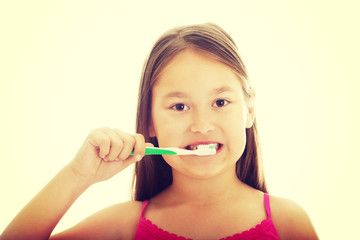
xmin=132 ymin=23 xmax=267 ymax=201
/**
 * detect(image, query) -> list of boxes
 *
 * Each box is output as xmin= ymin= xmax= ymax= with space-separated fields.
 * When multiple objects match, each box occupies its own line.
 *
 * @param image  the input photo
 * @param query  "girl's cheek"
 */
xmin=225 ymin=117 xmax=247 ymax=153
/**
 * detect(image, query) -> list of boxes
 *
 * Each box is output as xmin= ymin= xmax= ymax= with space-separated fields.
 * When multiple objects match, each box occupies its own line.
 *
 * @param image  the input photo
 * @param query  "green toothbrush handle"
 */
xmin=130 ymin=147 xmax=177 ymax=156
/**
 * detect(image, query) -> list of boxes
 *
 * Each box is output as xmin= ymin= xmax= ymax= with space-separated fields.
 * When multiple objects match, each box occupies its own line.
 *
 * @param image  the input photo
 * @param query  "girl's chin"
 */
xmin=168 ymin=155 xmax=239 ymax=179
xmin=174 ymin=163 xmax=236 ymax=180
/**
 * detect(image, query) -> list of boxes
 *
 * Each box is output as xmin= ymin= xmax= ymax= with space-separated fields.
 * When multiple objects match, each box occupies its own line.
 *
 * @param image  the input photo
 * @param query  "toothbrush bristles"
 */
xmin=197 ymin=144 xmax=216 ymax=149
xmin=196 ymin=144 xmax=216 ymax=155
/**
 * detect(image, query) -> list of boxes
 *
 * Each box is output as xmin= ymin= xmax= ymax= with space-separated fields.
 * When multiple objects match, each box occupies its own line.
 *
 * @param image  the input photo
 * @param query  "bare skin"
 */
xmin=0 ymin=128 xmax=148 ymax=240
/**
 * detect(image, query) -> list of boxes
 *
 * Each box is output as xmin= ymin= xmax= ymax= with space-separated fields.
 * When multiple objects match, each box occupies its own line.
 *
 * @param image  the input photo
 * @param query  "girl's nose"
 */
xmin=190 ymin=110 xmax=215 ymax=134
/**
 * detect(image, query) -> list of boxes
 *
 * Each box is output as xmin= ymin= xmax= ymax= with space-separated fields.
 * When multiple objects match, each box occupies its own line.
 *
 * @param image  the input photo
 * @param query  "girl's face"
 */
xmin=150 ymin=49 xmax=254 ymax=179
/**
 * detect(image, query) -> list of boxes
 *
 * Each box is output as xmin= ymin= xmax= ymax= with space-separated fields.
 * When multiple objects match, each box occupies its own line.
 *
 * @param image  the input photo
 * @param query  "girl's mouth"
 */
xmin=185 ymin=143 xmax=222 ymax=151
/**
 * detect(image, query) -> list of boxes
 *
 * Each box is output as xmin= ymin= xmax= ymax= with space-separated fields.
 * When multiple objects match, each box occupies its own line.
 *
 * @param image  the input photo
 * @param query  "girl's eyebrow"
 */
xmin=164 ymin=91 xmax=189 ymax=99
xmin=163 ymin=86 xmax=235 ymax=99
xmin=213 ymin=86 xmax=235 ymax=94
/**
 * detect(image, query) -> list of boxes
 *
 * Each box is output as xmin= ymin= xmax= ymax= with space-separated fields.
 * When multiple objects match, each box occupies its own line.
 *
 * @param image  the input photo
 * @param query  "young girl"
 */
xmin=1 ymin=23 xmax=318 ymax=240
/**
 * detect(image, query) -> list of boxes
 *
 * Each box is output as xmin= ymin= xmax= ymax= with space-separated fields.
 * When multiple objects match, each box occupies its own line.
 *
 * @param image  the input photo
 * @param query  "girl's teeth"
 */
xmin=189 ymin=145 xmax=197 ymax=150
xmin=188 ymin=145 xmax=198 ymax=150
xmin=187 ymin=143 xmax=219 ymax=150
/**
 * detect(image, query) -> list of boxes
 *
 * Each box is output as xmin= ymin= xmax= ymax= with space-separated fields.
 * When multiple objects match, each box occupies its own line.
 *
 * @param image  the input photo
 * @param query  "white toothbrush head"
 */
xmin=193 ymin=144 xmax=217 ymax=156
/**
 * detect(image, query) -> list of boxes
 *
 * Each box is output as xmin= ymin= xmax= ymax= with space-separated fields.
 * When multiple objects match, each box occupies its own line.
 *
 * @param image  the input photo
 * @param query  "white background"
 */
xmin=1 ymin=1 xmax=359 ymax=238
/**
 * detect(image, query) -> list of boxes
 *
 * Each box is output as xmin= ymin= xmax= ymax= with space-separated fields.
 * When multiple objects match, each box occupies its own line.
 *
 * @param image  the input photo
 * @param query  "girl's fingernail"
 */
xmin=135 ymin=155 xmax=142 ymax=161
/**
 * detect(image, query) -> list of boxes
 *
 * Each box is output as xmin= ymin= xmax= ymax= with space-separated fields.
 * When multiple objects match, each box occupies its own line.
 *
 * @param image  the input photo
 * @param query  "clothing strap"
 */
xmin=141 ymin=200 xmax=149 ymax=217
xmin=264 ymin=193 xmax=271 ymax=217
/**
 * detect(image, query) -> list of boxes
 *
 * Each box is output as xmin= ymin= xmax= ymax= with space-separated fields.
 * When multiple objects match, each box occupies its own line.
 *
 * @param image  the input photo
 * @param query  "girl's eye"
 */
xmin=213 ymin=99 xmax=230 ymax=108
xmin=171 ymin=103 xmax=189 ymax=111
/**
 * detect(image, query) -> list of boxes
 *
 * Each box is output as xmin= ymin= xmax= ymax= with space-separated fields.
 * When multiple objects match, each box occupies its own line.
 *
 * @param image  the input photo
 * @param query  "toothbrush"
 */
xmin=130 ymin=144 xmax=216 ymax=156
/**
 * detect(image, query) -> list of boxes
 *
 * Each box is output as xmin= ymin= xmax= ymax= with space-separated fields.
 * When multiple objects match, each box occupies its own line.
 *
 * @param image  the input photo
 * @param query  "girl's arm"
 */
xmin=0 ymin=128 xmax=145 ymax=240
xmin=1 ymin=165 xmax=91 ymax=240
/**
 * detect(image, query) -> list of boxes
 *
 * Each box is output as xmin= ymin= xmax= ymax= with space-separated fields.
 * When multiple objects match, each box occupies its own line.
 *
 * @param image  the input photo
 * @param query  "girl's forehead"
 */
xmin=154 ymin=49 xmax=241 ymax=90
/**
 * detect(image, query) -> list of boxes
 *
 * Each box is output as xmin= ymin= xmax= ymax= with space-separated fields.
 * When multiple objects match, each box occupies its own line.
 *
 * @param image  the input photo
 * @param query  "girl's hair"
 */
xmin=132 ymin=23 xmax=267 ymax=201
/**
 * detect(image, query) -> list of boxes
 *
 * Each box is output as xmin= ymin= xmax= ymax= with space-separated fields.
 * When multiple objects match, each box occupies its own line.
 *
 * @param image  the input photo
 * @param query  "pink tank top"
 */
xmin=134 ymin=193 xmax=279 ymax=240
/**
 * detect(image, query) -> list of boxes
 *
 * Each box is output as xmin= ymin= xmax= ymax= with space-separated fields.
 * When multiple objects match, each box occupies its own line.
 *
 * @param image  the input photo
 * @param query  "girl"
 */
xmin=1 ymin=23 xmax=318 ymax=240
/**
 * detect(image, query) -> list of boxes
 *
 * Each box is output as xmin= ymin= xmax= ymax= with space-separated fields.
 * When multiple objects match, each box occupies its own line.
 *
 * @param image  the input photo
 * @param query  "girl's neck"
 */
xmin=163 ymin=169 xmax=247 ymax=206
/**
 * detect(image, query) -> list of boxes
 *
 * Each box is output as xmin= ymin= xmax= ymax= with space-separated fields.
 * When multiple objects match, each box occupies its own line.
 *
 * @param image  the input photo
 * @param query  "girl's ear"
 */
xmin=246 ymin=88 xmax=256 ymax=128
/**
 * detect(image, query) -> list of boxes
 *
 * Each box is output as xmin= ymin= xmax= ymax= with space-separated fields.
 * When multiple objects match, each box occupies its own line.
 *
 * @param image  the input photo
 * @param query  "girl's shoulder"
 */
xmin=51 ymin=201 xmax=143 ymax=240
xmin=104 ymin=200 xmax=144 ymax=239
xmin=269 ymin=195 xmax=318 ymax=240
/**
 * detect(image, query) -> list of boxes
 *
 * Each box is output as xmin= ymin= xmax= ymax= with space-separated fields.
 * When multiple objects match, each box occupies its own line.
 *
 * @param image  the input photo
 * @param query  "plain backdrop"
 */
xmin=1 ymin=1 xmax=359 ymax=239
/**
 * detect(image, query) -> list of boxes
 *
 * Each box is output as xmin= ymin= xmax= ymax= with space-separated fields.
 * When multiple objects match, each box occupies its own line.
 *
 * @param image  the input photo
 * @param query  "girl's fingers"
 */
xmin=88 ymin=129 xmax=111 ymax=159
xmin=112 ymin=131 xmax=146 ymax=161
xmin=73 ymin=128 xmax=147 ymax=184
xmin=132 ymin=133 xmax=146 ymax=161
xmin=114 ymin=130 xmax=135 ymax=160
xmin=102 ymin=128 xmax=124 ymax=161
xmin=88 ymin=128 xmax=146 ymax=162
xmin=145 ymin=142 xmax=154 ymax=148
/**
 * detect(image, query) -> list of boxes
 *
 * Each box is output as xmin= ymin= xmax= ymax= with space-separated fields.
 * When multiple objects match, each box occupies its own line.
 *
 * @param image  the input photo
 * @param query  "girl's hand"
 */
xmin=68 ymin=128 xmax=147 ymax=185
